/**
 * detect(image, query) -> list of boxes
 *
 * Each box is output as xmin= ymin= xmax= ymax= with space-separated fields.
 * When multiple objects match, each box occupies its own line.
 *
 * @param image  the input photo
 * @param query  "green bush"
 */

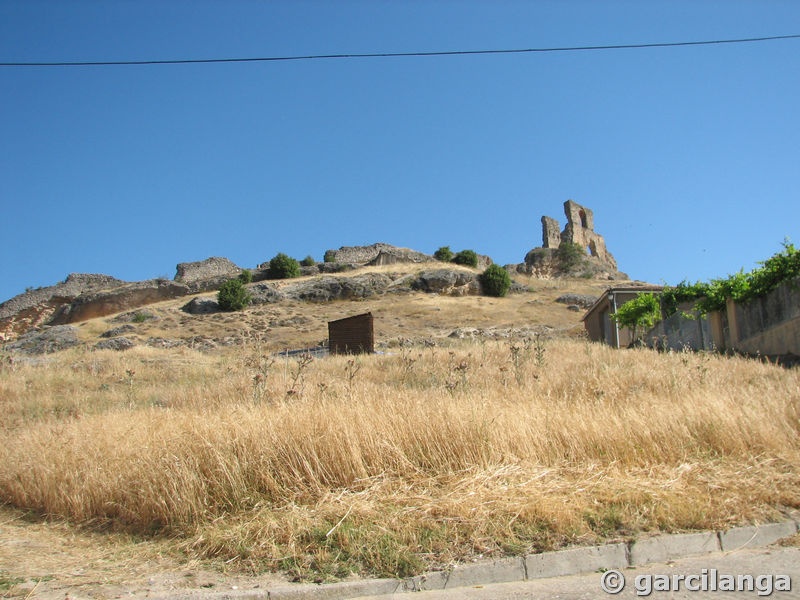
xmin=479 ymin=264 xmax=512 ymax=297
xmin=324 ymin=250 xmax=337 ymax=263
xmin=557 ymin=242 xmax=586 ymax=272
xmin=238 ymin=269 xmax=253 ymax=284
xmin=433 ymin=246 xmax=454 ymax=262
xmin=452 ymin=249 xmax=478 ymax=268
xmin=217 ymin=279 xmax=252 ymax=311
xmin=611 ymin=293 xmax=661 ymax=342
xmin=300 ymin=255 xmax=316 ymax=267
xmin=267 ymin=253 xmax=301 ymax=279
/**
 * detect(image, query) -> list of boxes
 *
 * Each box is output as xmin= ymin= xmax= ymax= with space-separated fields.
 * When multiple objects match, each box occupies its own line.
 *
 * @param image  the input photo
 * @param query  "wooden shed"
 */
xmin=328 ymin=312 xmax=374 ymax=355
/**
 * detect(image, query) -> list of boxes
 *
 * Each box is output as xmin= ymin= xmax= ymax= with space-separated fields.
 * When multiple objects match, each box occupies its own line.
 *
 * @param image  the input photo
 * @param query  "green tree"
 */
xmin=323 ymin=250 xmax=337 ymax=263
xmin=433 ymin=246 xmax=454 ymax=262
xmin=480 ymin=264 xmax=512 ymax=297
xmin=556 ymin=242 xmax=586 ymax=272
xmin=611 ymin=293 xmax=661 ymax=343
xmin=267 ymin=253 xmax=301 ymax=279
xmin=300 ymin=255 xmax=316 ymax=267
xmin=238 ymin=269 xmax=253 ymax=284
xmin=217 ymin=279 xmax=252 ymax=311
xmin=452 ymin=249 xmax=478 ymax=268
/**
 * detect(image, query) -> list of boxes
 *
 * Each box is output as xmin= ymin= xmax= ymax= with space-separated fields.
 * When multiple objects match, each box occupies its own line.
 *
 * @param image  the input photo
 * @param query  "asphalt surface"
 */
xmin=358 ymin=546 xmax=800 ymax=600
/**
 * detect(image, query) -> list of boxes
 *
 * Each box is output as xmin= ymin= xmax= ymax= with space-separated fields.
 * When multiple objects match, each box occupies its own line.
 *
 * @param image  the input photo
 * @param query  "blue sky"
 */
xmin=1 ymin=1 xmax=798 ymax=302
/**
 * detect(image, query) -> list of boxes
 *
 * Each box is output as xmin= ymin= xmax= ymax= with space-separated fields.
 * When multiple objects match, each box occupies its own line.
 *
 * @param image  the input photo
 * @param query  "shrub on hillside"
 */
xmin=300 ymin=255 xmax=316 ymax=267
xmin=433 ymin=246 xmax=454 ymax=262
xmin=557 ymin=242 xmax=586 ymax=272
xmin=267 ymin=253 xmax=300 ymax=279
xmin=452 ymin=249 xmax=478 ymax=268
xmin=323 ymin=250 xmax=336 ymax=263
xmin=238 ymin=270 xmax=253 ymax=284
xmin=217 ymin=279 xmax=252 ymax=312
xmin=480 ymin=264 xmax=512 ymax=297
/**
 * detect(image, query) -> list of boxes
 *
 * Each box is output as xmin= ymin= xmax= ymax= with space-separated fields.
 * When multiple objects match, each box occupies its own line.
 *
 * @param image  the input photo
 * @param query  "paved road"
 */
xmin=359 ymin=546 xmax=800 ymax=599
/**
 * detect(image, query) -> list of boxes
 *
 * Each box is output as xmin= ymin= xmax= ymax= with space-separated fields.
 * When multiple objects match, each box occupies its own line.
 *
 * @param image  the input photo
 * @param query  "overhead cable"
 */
xmin=1 ymin=34 xmax=799 ymax=67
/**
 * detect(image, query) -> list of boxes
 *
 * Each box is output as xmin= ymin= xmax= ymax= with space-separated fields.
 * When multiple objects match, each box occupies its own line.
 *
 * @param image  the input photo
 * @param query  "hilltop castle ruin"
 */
xmin=513 ymin=199 xmax=626 ymax=280
xmin=541 ymin=200 xmax=617 ymax=269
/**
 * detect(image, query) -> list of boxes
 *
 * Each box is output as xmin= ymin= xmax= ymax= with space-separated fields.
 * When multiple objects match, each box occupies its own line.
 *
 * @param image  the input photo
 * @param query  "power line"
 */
xmin=1 ymin=34 xmax=799 ymax=67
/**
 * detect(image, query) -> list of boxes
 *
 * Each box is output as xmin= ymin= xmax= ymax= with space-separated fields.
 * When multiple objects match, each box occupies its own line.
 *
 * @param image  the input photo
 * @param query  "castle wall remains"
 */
xmin=539 ymin=200 xmax=617 ymax=269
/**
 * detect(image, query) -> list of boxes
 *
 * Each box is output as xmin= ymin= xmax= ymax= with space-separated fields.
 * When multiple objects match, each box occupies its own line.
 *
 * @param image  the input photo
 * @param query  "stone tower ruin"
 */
xmin=541 ymin=200 xmax=617 ymax=269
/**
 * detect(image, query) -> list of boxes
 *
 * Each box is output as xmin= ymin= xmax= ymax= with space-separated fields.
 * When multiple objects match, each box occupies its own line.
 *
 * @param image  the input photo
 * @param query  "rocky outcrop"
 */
xmin=0 ymin=273 xmax=124 ymax=320
xmin=94 ymin=337 xmax=136 ymax=351
xmin=0 ymin=273 xmax=125 ymax=339
xmin=248 ymin=283 xmax=286 ymax=305
xmin=475 ymin=254 xmax=494 ymax=270
xmin=175 ymin=257 xmax=241 ymax=284
xmin=524 ymin=247 xmax=559 ymax=272
xmin=325 ymin=243 xmax=433 ymax=265
xmin=181 ymin=298 xmax=221 ymax=314
xmin=282 ymin=273 xmax=395 ymax=302
xmin=299 ymin=266 xmax=319 ymax=277
xmin=510 ymin=247 xmax=628 ymax=280
xmin=410 ymin=269 xmax=481 ymax=296
xmin=317 ymin=263 xmax=358 ymax=274
xmin=100 ymin=324 xmax=136 ymax=338
xmin=555 ymin=294 xmax=598 ymax=309
xmin=109 ymin=309 xmax=160 ymax=323
xmin=6 ymin=325 xmax=80 ymax=355
xmin=249 ymin=274 xmax=404 ymax=304
xmin=49 ymin=280 xmax=189 ymax=325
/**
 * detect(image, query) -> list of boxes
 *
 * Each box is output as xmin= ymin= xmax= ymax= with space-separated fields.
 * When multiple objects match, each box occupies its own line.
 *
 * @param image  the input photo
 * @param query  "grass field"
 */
xmin=2 ymin=332 xmax=799 ymax=584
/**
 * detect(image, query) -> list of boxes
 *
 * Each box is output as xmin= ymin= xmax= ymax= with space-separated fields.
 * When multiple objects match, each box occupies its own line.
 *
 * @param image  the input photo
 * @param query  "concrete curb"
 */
xmin=629 ymin=531 xmax=720 ymax=566
xmin=719 ymin=521 xmax=798 ymax=552
xmin=149 ymin=520 xmax=799 ymax=600
xmin=525 ymin=542 xmax=628 ymax=578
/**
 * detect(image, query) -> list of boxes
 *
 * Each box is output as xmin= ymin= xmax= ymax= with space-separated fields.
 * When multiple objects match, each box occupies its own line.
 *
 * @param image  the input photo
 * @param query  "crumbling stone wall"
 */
xmin=175 ymin=257 xmax=241 ymax=283
xmin=541 ymin=200 xmax=617 ymax=269
xmin=541 ymin=216 xmax=561 ymax=248
xmin=326 ymin=243 xmax=432 ymax=265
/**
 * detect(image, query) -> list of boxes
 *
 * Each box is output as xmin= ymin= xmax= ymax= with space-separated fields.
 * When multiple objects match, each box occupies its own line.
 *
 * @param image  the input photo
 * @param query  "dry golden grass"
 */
xmin=64 ymin=272 xmax=610 ymax=352
xmin=1 ymin=333 xmax=799 ymax=581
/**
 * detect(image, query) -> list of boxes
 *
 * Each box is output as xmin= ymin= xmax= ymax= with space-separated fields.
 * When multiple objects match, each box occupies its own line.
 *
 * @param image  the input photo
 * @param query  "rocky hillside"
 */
xmin=0 ymin=274 xmax=126 ymax=339
xmin=0 ymin=241 xmax=629 ymax=344
xmin=4 ymin=263 xmax=617 ymax=357
xmin=505 ymin=247 xmax=627 ymax=280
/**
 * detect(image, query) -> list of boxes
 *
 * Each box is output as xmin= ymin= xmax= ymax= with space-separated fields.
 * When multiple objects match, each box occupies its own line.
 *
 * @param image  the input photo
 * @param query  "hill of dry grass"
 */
xmin=1 ymin=269 xmax=798 ymax=597
xmin=57 ymin=264 xmax=611 ymax=352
